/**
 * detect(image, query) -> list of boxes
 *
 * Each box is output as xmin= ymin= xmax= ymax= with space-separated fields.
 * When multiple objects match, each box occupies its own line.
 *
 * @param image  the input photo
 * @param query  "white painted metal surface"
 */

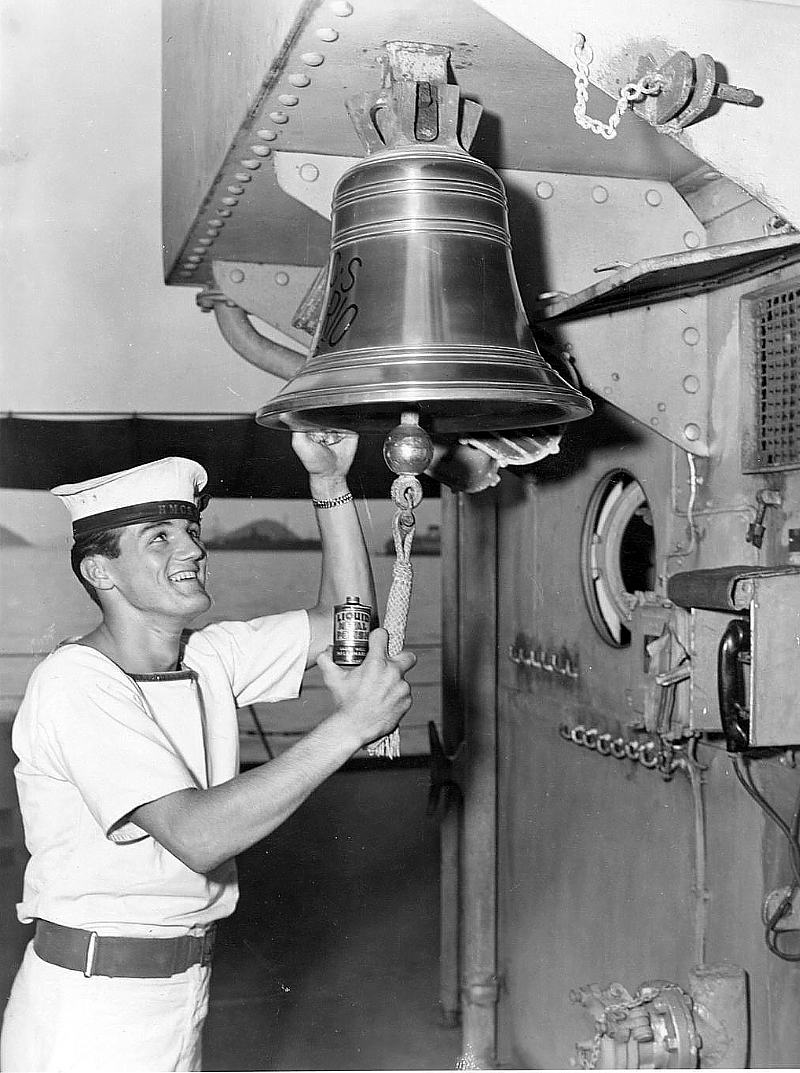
xmin=476 ymin=0 xmax=800 ymax=227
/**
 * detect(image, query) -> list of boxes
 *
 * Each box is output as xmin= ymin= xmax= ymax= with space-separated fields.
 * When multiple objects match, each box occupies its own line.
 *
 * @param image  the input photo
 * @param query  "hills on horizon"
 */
xmin=205 ymin=518 xmax=321 ymax=551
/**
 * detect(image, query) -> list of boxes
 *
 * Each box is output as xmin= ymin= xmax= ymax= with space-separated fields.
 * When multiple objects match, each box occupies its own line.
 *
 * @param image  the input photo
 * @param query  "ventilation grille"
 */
xmin=741 ymin=278 xmax=800 ymax=472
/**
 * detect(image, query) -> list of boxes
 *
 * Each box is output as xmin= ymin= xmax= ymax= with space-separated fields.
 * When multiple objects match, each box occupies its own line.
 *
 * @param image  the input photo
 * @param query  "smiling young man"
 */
xmin=1 ymin=435 xmax=415 ymax=1073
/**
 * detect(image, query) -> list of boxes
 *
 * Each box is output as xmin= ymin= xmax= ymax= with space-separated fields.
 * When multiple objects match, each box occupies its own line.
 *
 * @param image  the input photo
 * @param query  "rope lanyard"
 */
xmin=367 ymin=473 xmax=423 ymax=759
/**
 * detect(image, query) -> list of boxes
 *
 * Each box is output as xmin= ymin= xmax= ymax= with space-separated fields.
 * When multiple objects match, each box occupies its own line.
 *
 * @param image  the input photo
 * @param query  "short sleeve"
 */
xmin=28 ymin=651 xmax=197 ymax=843
xmin=185 ymin=609 xmax=309 ymax=707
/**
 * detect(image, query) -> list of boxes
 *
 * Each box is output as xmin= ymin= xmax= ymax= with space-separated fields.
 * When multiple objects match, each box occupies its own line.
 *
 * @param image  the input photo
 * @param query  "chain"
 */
xmin=572 ymin=33 xmax=663 ymax=140
xmin=561 ymin=723 xmax=683 ymax=779
xmin=606 ymin=983 xmax=662 ymax=1015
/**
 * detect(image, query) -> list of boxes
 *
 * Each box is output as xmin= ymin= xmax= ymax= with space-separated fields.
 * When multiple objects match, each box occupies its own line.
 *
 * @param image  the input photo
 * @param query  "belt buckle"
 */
xmin=83 ymin=932 xmax=99 ymax=978
xmin=200 ymin=925 xmax=216 ymax=968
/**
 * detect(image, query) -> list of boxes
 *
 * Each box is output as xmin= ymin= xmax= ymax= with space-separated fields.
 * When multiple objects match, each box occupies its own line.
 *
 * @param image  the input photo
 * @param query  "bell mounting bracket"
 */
xmin=345 ymin=40 xmax=483 ymax=154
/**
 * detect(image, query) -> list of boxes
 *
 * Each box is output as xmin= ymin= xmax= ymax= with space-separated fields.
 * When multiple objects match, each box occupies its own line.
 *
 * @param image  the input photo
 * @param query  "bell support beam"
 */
xmin=162 ymin=0 xmax=312 ymax=280
xmin=475 ymin=0 xmax=800 ymax=230
xmin=163 ymin=3 xmax=704 ymax=291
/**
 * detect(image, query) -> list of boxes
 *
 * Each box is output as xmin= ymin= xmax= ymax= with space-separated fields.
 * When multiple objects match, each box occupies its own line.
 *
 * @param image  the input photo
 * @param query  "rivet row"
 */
xmin=181 ymin=5 xmax=349 ymax=275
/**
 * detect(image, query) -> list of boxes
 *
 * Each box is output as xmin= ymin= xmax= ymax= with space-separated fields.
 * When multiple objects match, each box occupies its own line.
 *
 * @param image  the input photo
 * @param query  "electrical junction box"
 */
xmin=668 ymin=567 xmax=800 ymax=747
xmin=626 ymin=595 xmax=691 ymax=738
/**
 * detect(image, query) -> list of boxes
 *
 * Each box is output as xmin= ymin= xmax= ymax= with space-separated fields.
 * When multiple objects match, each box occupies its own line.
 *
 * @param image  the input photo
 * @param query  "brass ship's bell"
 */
xmin=257 ymin=42 xmax=592 ymax=436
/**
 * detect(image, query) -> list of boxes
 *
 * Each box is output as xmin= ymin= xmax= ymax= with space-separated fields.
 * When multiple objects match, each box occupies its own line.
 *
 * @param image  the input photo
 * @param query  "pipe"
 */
xmin=675 ymin=738 xmax=710 ymax=966
xmin=439 ymin=491 xmax=464 ymax=1026
xmin=457 ymin=489 xmax=500 ymax=1068
xmin=212 ymin=302 xmax=306 ymax=381
xmin=439 ymin=794 xmax=461 ymax=1026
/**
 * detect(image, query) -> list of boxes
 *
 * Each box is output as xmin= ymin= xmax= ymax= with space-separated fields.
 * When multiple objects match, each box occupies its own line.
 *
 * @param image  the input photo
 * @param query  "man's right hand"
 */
xmin=317 ymin=628 xmax=416 ymax=749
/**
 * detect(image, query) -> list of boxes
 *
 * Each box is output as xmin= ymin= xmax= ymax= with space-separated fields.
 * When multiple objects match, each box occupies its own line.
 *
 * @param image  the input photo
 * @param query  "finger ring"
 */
xmin=308 ymin=430 xmax=346 ymax=446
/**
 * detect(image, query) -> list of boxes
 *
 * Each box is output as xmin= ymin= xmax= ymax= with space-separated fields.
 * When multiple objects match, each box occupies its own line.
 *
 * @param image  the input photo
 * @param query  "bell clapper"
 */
xmin=367 ymin=413 xmax=433 ymax=760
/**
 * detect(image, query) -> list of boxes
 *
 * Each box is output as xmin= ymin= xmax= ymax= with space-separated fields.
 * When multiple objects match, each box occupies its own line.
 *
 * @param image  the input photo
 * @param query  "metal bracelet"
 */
xmin=312 ymin=492 xmax=354 ymax=509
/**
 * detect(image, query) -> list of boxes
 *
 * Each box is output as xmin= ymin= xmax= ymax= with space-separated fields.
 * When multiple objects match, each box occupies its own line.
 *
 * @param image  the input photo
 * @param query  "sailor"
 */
xmin=0 ymin=435 xmax=415 ymax=1072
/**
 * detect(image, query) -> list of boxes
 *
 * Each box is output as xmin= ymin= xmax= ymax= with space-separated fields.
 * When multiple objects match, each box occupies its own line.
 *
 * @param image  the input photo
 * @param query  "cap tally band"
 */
xmin=72 ymin=500 xmax=201 ymax=539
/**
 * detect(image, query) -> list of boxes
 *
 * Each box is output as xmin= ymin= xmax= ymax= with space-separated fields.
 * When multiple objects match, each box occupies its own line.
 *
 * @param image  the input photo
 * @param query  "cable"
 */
xmin=733 ymin=755 xmax=800 ymax=961
xmin=683 ymin=738 xmax=708 ymax=965
xmin=685 ymin=453 xmax=698 ymax=539
xmin=733 ymin=757 xmax=800 ymax=881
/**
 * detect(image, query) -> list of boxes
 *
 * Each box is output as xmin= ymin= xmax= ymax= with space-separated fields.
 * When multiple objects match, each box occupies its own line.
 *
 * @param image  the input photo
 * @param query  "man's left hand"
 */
xmin=291 ymin=430 xmax=359 ymax=479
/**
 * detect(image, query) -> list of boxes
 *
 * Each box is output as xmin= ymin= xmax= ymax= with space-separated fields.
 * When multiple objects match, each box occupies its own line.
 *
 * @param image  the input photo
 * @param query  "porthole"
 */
xmin=580 ymin=470 xmax=656 ymax=647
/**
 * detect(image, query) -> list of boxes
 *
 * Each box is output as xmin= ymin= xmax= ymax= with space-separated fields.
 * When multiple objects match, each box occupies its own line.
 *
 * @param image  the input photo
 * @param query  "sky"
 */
xmin=0 ymin=0 xmax=440 ymax=547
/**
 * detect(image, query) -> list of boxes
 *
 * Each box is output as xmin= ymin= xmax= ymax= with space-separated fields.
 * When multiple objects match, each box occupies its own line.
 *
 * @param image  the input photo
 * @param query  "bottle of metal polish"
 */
xmin=333 ymin=596 xmax=372 ymax=666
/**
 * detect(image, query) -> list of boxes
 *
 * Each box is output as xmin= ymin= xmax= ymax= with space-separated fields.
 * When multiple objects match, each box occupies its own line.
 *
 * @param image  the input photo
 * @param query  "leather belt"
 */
xmin=33 ymin=919 xmax=216 ymax=979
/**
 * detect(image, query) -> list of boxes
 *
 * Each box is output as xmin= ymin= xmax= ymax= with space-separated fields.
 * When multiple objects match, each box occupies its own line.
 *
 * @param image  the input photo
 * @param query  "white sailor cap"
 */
xmin=52 ymin=457 xmax=209 ymax=539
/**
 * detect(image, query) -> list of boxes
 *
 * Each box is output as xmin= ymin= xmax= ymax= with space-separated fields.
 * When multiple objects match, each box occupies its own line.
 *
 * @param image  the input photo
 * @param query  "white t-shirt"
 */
xmin=12 ymin=610 xmax=310 ymax=937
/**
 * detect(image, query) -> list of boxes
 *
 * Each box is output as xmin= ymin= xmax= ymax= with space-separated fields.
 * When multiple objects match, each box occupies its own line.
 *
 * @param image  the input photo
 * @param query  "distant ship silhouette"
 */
xmin=206 ymin=519 xmax=321 ymax=551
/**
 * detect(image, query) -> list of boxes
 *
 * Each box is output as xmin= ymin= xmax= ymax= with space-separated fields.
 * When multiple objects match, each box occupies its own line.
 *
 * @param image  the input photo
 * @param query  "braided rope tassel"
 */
xmin=367 ymin=475 xmax=421 ymax=758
